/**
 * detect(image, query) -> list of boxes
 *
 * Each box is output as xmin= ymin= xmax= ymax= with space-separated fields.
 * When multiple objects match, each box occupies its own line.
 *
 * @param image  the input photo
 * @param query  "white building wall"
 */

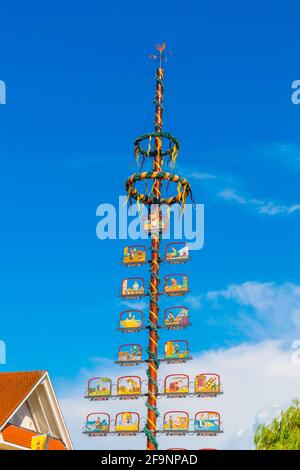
xmin=10 ymin=402 xmax=37 ymax=431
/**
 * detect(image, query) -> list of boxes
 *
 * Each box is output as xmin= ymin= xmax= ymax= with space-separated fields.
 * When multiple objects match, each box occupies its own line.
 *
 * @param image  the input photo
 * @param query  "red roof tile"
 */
xmin=0 ymin=371 xmax=45 ymax=428
xmin=2 ymin=424 xmax=66 ymax=450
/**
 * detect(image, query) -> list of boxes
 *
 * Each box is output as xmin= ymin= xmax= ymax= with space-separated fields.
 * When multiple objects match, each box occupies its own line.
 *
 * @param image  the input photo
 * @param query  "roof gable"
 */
xmin=0 ymin=371 xmax=45 ymax=428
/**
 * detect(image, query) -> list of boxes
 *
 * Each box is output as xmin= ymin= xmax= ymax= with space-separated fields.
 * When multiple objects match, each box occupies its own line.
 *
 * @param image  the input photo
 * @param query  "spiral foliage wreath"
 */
xmin=134 ymin=132 xmax=179 ymax=167
xmin=135 ymin=132 xmax=180 ymax=157
xmin=125 ymin=171 xmax=192 ymax=209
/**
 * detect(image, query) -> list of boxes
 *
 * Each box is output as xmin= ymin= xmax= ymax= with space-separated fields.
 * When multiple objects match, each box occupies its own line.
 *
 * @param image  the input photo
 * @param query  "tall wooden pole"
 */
xmin=146 ymin=66 xmax=164 ymax=450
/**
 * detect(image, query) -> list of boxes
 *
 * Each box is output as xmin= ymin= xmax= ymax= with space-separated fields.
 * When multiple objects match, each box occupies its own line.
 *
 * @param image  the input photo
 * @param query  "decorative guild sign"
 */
xmin=84 ymin=413 xmax=110 ymax=435
xmin=117 ymin=376 xmax=142 ymax=397
xmin=163 ymin=411 xmax=189 ymax=434
xmin=117 ymin=344 xmax=143 ymax=365
xmin=195 ymin=374 xmax=221 ymax=396
xmin=165 ymin=242 xmax=190 ymax=263
xmin=164 ymin=374 xmax=189 ymax=395
xmin=121 ymin=278 xmax=145 ymax=299
xmin=115 ymin=412 xmax=140 ymax=434
xmin=143 ymin=213 xmax=169 ymax=233
xmin=119 ymin=310 xmax=144 ymax=332
xmin=164 ymin=306 xmax=189 ymax=329
xmin=194 ymin=411 xmax=221 ymax=435
xmin=164 ymin=274 xmax=189 ymax=296
xmin=164 ymin=340 xmax=189 ymax=362
xmin=122 ymin=245 xmax=147 ymax=266
xmin=87 ymin=377 xmax=112 ymax=400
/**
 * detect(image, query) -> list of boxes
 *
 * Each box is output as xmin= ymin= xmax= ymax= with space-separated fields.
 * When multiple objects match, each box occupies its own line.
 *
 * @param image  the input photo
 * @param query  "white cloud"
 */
xmin=206 ymin=281 xmax=300 ymax=341
xmin=185 ymin=294 xmax=202 ymax=309
xmin=189 ymin=172 xmax=217 ymax=180
xmin=263 ymin=142 xmax=300 ymax=167
xmin=219 ymin=188 xmax=300 ymax=216
xmin=120 ymin=299 xmax=148 ymax=310
xmin=57 ymin=341 xmax=300 ymax=450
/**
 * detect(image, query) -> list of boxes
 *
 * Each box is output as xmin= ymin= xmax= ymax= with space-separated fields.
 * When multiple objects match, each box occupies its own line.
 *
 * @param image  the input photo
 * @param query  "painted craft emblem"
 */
xmin=165 ymin=243 xmax=190 ymax=262
xmin=123 ymin=246 xmax=146 ymax=265
xmin=121 ymin=278 xmax=145 ymax=298
xmin=164 ymin=374 xmax=189 ymax=394
xmin=194 ymin=412 xmax=221 ymax=433
xmin=143 ymin=213 xmax=169 ymax=232
xmin=164 ymin=274 xmax=189 ymax=296
xmin=164 ymin=340 xmax=189 ymax=360
xmin=118 ymin=344 xmax=142 ymax=363
xmin=85 ymin=413 xmax=110 ymax=433
xmin=119 ymin=310 xmax=143 ymax=330
xmin=117 ymin=376 xmax=141 ymax=396
xmin=115 ymin=412 xmax=140 ymax=433
xmin=163 ymin=411 xmax=189 ymax=432
xmin=195 ymin=374 xmax=220 ymax=394
xmin=164 ymin=306 xmax=189 ymax=327
xmin=87 ymin=377 xmax=112 ymax=398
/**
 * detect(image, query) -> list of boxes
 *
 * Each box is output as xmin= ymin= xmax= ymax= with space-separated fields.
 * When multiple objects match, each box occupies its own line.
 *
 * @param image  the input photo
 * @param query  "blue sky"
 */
xmin=1 ymin=1 xmax=300 ymax=447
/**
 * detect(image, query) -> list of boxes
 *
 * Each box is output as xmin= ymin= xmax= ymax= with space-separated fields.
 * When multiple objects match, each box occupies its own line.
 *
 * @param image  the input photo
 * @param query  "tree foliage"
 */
xmin=254 ymin=400 xmax=300 ymax=450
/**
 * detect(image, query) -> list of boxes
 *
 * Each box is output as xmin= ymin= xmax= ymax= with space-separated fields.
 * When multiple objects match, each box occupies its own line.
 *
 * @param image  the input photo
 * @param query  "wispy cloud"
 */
xmin=120 ymin=299 xmax=148 ymax=310
xmin=184 ymin=142 xmax=300 ymax=216
xmin=188 ymin=172 xmax=217 ymax=180
xmin=206 ymin=281 xmax=300 ymax=340
xmin=185 ymin=294 xmax=202 ymax=309
xmin=263 ymin=142 xmax=300 ymax=167
xmin=219 ymin=188 xmax=300 ymax=216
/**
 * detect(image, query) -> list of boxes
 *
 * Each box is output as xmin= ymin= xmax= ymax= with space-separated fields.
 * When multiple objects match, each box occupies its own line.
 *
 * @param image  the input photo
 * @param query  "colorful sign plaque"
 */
xmin=119 ymin=310 xmax=143 ymax=331
xmin=117 ymin=376 xmax=142 ymax=396
xmin=115 ymin=412 xmax=140 ymax=433
xmin=164 ymin=306 xmax=189 ymax=328
xmin=165 ymin=242 xmax=190 ymax=263
xmin=164 ymin=274 xmax=189 ymax=296
xmin=121 ymin=278 xmax=145 ymax=298
xmin=87 ymin=377 xmax=112 ymax=399
xmin=194 ymin=412 xmax=221 ymax=433
xmin=163 ymin=411 xmax=189 ymax=432
xmin=143 ymin=213 xmax=169 ymax=233
xmin=123 ymin=245 xmax=146 ymax=266
xmin=84 ymin=413 xmax=110 ymax=434
xmin=164 ymin=340 xmax=189 ymax=361
xmin=164 ymin=374 xmax=189 ymax=395
xmin=117 ymin=344 xmax=142 ymax=364
xmin=195 ymin=374 xmax=221 ymax=394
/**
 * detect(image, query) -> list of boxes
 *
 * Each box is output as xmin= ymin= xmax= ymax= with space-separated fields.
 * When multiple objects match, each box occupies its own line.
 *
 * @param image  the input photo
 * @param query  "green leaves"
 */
xmin=254 ymin=400 xmax=300 ymax=450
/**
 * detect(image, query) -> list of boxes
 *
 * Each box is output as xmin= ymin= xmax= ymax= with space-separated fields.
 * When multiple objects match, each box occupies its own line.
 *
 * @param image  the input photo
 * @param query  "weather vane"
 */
xmin=149 ymin=43 xmax=172 ymax=67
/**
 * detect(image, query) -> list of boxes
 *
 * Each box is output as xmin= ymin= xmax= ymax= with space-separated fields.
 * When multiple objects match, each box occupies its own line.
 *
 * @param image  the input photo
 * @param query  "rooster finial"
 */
xmin=155 ymin=43 xmax=166 ymax=54
xmin=149 ymin=43 xmax=171 ymax=67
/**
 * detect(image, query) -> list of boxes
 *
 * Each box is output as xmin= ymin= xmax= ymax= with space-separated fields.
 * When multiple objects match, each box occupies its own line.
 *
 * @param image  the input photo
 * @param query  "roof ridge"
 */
xmin=0 ymin=370 xmax=47 ymax=375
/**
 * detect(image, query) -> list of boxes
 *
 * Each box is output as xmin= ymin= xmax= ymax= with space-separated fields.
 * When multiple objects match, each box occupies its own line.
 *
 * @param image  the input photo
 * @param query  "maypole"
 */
xmin=146 ymin=61 xmax=164 ymax=450
xmin=83 ymin=44 xmax=224 ymax=450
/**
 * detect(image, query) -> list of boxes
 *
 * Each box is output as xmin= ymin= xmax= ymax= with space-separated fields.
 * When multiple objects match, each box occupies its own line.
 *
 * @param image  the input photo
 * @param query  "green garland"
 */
xmin=126 ymin=170 xmax=193 ymax=207
xmin=143 ymin=425 xmax=159 ymax=449
xmin=134 ymin=131 xmax=180 ymax=157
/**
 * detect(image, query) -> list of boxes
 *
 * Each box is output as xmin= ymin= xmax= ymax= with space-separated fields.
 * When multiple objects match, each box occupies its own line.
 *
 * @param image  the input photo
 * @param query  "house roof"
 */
xmin=0 ymin=371 xmax=46 ymax=428
xmin=2 ymin=424 xmax=66 ymax=450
